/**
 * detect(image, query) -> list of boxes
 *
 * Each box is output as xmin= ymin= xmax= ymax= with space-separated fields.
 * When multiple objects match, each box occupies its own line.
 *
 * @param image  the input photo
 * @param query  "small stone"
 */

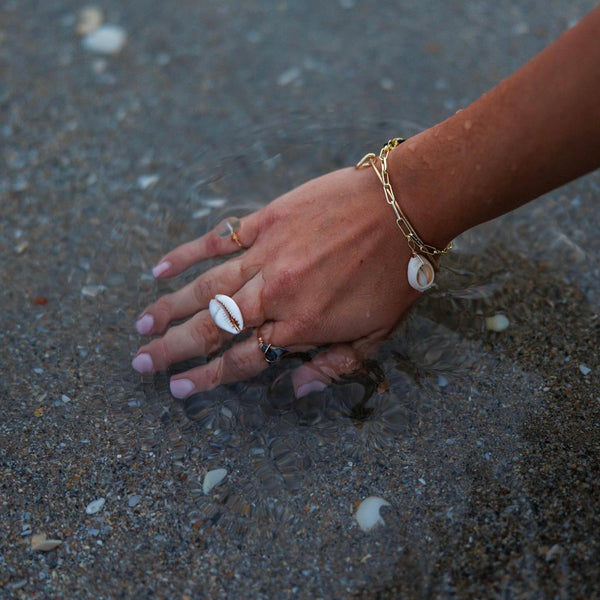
xmin=545 ymin=543 xmax=562 ymax=562
xmin=277 ymin=66 xmax=301 ymax=87
xmin=82 ymin=24 xmax=127 ymax=55
xmin=579 ymin=364 xmax=591 ymax=376
xmin=14 ymin=241 xmax=29 ymax=254
xmin=85 ymin=498 xmax=105 ymax=514
xmin=199 ymin=197 xmax=227 ymax=208
xmin=203 ymin=468 xmax=228 ymax=494
xmin=76 ymin=7 xmax=103 ymax=36
xmin=81 ymin=285 xmax=106 ymax=298
xmin=379 ymin=77 xmax=394 ymax=91
xmin=128 ymin=494 xmax=141 ymax=507
xmin=192 ymin=208 xmax=211 ymax=220
xmin=137 ymin=174 xmax=160 ymax=190
xmin=485 ymin=314 xmax=510 ymax=332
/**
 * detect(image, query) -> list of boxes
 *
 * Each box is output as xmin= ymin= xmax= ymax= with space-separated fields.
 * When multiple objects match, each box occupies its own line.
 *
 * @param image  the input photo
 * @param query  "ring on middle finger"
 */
xmin=209 ymin=294 xmax=244 ymax=334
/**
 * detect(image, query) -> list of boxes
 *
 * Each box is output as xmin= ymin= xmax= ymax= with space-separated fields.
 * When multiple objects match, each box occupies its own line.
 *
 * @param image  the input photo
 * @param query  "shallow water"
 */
xmin=108 ymin=130 xmax=599 ymax=591
xmin=2 ymin=1 xmax=599 ymax=596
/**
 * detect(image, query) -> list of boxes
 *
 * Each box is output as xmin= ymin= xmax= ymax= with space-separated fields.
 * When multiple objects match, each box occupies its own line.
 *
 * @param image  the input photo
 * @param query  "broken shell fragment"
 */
xmin=203 ymin=468 xmax=228 ymax=494
xmin=209 ymin=294 xmax=244 ymax=334
xmin=31 ymin=534 xmax=63 ymax=552
xmin=355 ymin=496 xmax=391 ymax=532
xmin=407 ymin=255 xmax=435 ymax=292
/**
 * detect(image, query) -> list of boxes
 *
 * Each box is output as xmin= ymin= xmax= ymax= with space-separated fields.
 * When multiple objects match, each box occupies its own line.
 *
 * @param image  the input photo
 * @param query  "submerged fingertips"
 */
xmin=152 ymin=260 xmax=171 ymax=278
xmin=135 ymin=313 xmax=154 ymax=335
xmin=170 ymin=378 xmax=195 ymax=399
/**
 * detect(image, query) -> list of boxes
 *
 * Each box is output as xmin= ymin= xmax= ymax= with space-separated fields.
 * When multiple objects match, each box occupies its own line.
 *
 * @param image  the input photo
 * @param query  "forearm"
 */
xmin=390 ymin=6 xmax=600 ymax=249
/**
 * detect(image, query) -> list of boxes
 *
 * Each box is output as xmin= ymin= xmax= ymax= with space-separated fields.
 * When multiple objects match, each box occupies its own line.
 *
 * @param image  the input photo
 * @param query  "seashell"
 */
xmin=82 ymin=24 xmax=127 ymax=55
xmin=209 ymin=294 xmax=243 ymax=334
xmin=407 ymin=255 xmax=435 ymax=292
xmin=485 ymin=314 xmax=510 ymax=332
xmin=203 ymin=468 xmax=228 ymax=494
xmin=355 ymin=496 xmax=390 ymax=532
xmin=76 ymin=7 xmax=104 ymax=36
xmin=31 ymin=536 xmax=63 ymax=552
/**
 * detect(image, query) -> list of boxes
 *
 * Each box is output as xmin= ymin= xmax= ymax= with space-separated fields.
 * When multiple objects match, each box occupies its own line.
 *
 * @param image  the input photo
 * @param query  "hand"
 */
xmin=131 ymin=165 xmax=423 ymax=398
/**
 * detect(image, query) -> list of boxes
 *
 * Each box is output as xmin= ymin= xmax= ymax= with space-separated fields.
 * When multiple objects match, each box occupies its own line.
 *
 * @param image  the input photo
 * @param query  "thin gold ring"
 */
xmin=230 ymin=230 xmax=243 ymax=249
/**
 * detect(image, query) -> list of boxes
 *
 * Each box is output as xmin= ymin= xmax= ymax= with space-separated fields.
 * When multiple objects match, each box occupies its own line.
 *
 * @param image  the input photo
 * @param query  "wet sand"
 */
xmin=1 ymin=1 xmax=599 ymax=598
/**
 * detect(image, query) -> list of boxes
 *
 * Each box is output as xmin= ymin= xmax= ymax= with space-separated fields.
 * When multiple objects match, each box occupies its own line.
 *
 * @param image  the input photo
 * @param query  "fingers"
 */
xmin=151 ymin=214 xmax=261 ymax=279
xmin=169 ymin=334 xmax=268 ymax=398
xmin=291 ymin=344 xmax=363 ymax=398
xmin=133 ymin=276 xmax=268 ymax=372
xmin=136 ymin=257 xmax=262 ymax=335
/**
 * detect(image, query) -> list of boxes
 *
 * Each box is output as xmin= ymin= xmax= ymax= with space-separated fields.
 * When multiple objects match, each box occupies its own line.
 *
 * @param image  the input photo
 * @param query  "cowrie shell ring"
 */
xmin=407 ymin=255 xmax=435 ymax=292
xmin=209 ymin=294 xmax=244 ymax=334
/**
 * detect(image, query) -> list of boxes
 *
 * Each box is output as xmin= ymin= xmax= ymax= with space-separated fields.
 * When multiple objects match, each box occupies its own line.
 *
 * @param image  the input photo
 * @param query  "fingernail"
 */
xmin=170 ymin=378 xmax=195 ymax=399
xmin=296 ymin=380 xmax=328 ymax=399
xmin=135 ymin=314 xmax=154 ymax=335
xmin=131 ymin=353 xmax=154 ymax=374
xmin=152 ymin=261 xmax=171 ymax=278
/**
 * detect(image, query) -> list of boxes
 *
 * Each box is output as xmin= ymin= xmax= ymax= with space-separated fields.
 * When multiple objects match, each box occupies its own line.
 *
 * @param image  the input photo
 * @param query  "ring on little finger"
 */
xmin=217 ymin=217 xmax=244 ymax=249
xmin=257 ymin=334 xmax=289 ymax=364
xmin=209 ymin=294 xmax=244 ymax=335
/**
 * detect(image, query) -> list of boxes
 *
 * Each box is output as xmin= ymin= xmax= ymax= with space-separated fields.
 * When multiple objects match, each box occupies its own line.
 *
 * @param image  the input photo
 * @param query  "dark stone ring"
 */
xmin=257 ymin=336 xmax=290 ymax=364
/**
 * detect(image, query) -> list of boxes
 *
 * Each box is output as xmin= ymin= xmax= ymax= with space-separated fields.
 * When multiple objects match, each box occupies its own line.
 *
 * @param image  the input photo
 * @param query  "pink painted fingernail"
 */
xmin=170 ymin=378 xmax=195 ymax=399
xmin=296 ymin=380 xmax=328 ymax=399
xmin=152 ymin=261 xmax=171 ymax=278
xmin=131 ymin=353 xmax=154 ymax=374
xmin=135 ymin=314 xmax=154 ymax=335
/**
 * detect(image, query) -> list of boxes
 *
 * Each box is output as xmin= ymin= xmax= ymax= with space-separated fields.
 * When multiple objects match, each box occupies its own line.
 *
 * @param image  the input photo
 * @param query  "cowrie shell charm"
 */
xmin=209 ymin=294 xmax=244 ymax=334
xmin=407 ymin=255 xmax=435 ymax=292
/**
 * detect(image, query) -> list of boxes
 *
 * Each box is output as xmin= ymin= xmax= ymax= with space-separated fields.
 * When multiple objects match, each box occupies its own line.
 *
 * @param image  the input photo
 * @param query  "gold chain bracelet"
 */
xmin=356 ymin=137 xmax=453 ymax=258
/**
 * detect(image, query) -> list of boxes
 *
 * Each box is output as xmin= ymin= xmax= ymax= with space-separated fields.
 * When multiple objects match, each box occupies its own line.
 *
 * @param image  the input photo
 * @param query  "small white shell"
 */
xmin=407 ymin=255 xmax=435 ymax=292
xmin=203 ymin=468 xmax=228 ymax=494
xmin=485 ymin=314 xmax=510 ymax=332
xmin=209 ymin=294 xmax=243 ymax=334
xmin=355 ymin=496 xmax=390 ymax=532
xmin=85 ymin=498 xmax=105 ymax=514
xmin=31 ymin=535 xmax=63 ymax=552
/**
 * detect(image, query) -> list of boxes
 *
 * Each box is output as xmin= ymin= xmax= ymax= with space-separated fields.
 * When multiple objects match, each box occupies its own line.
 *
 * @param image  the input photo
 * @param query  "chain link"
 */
xmin=356 ymin=138 xmax=453 ymax=257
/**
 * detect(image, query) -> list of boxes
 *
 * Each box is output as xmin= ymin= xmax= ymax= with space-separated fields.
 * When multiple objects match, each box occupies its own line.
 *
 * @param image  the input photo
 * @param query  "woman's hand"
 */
xmin=131 ymin=164 xmax=423 ymax=398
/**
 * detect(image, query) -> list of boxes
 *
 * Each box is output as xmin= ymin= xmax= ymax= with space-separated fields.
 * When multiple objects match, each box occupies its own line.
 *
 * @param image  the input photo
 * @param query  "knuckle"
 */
xmin=203 ymin=234 xmax=221 ymax=257
xmin=190 ymin=316 xmax=220 ymax=354
xmin=193 ymin=277 xmax=214 ymax=305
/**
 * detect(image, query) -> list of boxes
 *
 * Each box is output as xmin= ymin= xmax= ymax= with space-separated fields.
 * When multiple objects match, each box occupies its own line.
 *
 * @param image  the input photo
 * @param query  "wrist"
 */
xmin=385 ymin=128 xmax=466 ymax=253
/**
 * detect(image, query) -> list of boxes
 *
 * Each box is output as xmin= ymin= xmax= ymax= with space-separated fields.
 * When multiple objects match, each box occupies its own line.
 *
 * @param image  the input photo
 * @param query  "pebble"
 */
xmin=85 ymin=498 xmax=105 ymax=514
xmin=485 ymin=314 xmax=510 ymax=332
xmin=355 ymin=496 xmax=390 ymax=532
xmin=76 ymin=7 xmax=103 ymax=36
xmin=137 ymin=174 xmax=160 ymax=190
xmin=192 ymin=208 xmax=211 ymax=219
xmin=81 ymin=285 xmax=106 ymax=298
xmin=203 ymin=468 xmax=228 ymax=494
xmin=379 ymin=77 xmax=394 ymax=91
xmin=579 ymin=364 xmax=591 ymax=376
xmin=82 ymin=24 xmax=127 ymax=55
xmin=128 ymin=494 xmax=141 ymax=507
xmin=14 ymin=241 xmax=28 ymax=254
xmin=199 ymin=197 xmax=227 ymax=208
xmin=277 ymin=66 xmax=301 ymax=87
